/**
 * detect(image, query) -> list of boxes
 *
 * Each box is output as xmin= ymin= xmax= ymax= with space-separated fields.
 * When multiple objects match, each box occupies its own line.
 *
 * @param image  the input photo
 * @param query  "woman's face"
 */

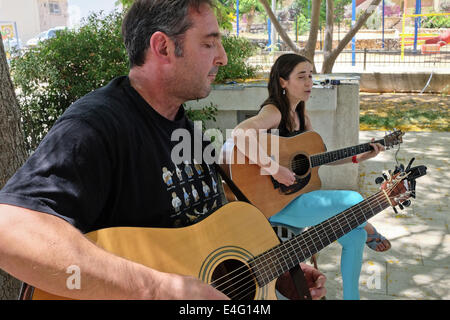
xmin=279 ymin=61 xmax=313 ymax=103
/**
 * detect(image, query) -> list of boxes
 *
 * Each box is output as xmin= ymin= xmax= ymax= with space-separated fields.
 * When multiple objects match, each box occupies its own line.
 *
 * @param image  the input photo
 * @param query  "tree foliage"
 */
xmin=215 ymin=36 xmax=259 ymax=82
xmin=11 ymin=11 xmax=128 ymax=151
xmin=11 ymin=8 xmax=256 ymax=150
xmin=259 ymin=0 xmax=382 ymax=73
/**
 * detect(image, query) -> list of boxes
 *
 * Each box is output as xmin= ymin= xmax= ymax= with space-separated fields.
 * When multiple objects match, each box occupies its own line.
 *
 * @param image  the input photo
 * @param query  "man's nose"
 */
xmin=215 ymin=41 xmax=228 ymax=66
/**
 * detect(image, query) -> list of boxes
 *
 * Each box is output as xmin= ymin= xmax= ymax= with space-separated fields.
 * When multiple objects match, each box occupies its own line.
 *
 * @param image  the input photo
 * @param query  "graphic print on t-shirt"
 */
xmin=161 ymin=159 xmax=221 ymax=227
xmin=162 ymin=167 xmax=174 ymax=187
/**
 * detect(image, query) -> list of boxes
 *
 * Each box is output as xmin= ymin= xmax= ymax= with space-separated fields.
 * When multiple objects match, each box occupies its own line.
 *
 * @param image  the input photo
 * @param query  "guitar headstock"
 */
xmin=383 ymin=129 xmax=404 ymax=149
xmin=377 ymin=158 xmax=427 ymax=213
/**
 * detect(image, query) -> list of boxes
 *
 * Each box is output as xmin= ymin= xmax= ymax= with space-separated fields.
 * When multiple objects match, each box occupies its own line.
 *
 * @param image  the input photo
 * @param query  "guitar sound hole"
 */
xmin=211 ymin=259 xmax=256 ymax=300
xmin=291 ymin=154 xmax=309 ymax=176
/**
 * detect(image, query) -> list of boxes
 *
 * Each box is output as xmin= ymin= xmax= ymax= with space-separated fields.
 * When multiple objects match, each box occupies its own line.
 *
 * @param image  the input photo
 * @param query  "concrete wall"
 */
xmin=185 ymin=82 xmax=361 ymax=191
xmin=359 ymin=72 xmax=450 ymax=94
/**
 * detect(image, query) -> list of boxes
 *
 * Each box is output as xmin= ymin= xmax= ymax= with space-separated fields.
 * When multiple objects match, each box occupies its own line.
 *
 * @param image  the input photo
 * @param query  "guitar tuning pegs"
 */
xmin=398 ymin=203 xmax=404 ymax=210
xmin=402 ymin=200 xmax=411 ymax=207
xmin=405 ymin=158 xmax=415 ymax=172
xmin=375 ymin=176 xmax=384 ymax=184
xmin=393 ymin=207 xmax=398 ymax=214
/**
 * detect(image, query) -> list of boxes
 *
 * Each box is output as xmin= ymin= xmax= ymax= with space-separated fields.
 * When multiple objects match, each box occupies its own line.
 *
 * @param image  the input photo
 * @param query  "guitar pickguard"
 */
xmin=271 ymin=173 xmax=311 ymax=195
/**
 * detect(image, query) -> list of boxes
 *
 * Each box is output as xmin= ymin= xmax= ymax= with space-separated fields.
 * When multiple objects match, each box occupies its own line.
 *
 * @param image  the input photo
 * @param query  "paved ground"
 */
xmin=315 ymin=130 xmax=449 ymax=300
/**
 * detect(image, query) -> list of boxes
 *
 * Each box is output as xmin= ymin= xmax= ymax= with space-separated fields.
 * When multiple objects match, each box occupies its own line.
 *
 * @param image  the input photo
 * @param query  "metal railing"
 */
xmin=247 ymin=46 xmax=450 ymax=73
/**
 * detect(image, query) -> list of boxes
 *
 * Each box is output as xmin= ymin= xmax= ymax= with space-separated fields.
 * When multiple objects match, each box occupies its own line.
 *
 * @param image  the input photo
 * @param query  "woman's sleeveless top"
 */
xmin=274 ymin=108 xmax=305 ymax=137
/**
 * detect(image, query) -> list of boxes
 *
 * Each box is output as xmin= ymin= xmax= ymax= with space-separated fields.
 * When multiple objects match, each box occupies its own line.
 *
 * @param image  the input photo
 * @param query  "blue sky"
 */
xmin=68 ymin=0 xmax=121 ymax=26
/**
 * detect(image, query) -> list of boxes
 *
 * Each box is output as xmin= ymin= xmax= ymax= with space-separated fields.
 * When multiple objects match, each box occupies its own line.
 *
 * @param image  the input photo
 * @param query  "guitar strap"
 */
xmin=214 ymin=163 xmax=251 ymax=204
xmin=213 ymin=162 xmax=312 ymax=300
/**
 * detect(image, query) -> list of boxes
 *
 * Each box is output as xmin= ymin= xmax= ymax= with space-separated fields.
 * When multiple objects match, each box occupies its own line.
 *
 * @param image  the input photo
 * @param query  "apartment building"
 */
xmin=0 ymin=0 xmax=68 ymax=45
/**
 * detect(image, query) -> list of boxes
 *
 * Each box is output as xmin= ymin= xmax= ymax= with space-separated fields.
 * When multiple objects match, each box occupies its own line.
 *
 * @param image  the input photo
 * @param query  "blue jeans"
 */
xmin=269 ymin=190 xmax=367 ymax=300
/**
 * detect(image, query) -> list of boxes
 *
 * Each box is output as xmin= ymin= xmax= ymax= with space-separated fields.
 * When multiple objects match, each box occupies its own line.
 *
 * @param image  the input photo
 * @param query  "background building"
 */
xmin=0 ymin=0 xmax=68 ymax=46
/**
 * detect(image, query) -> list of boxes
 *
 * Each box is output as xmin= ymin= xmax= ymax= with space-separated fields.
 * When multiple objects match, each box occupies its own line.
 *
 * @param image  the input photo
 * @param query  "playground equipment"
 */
xmin=421 ymin=29 xmax=450 ymax=54
xmin=400 ymin=0 xmax=449 ymax=60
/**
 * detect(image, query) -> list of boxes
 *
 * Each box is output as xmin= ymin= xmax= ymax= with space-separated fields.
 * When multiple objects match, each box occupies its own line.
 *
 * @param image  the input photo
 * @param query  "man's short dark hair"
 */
xmin=122 ymin=0 xmax=214 ymax=68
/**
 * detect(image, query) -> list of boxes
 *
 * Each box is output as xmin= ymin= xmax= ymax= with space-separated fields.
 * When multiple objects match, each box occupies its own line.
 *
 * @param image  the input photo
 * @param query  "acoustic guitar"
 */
xmin=221 ymin=130 xmax=404 ymax=218
xmin=26 ymin=161 xmax=425 ymax=300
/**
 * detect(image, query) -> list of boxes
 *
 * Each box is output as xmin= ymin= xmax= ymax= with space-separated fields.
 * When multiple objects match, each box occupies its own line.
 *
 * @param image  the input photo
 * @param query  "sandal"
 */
xmin=366 ymin=227 xmax=391 ymax=252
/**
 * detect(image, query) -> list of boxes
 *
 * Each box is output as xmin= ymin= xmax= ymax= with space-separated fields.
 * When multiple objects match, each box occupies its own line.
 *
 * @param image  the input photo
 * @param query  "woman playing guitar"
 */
xmin=231 ymin=53 xmax=391 ymax=300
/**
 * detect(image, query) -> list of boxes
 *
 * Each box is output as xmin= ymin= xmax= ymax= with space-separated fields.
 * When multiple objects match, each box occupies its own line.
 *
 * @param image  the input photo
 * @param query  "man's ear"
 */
xmin=149 ymin=31 xmax=172 ymax=63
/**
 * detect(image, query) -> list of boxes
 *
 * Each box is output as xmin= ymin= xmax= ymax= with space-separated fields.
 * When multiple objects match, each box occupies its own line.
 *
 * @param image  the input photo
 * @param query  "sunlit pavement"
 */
xmin=315 ymin=130 xmax=450 ymax=300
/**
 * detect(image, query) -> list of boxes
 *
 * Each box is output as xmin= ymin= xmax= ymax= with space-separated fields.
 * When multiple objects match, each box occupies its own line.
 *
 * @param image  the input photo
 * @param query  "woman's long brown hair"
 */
xmin=261 ymin=53 xmax=312 ymax=132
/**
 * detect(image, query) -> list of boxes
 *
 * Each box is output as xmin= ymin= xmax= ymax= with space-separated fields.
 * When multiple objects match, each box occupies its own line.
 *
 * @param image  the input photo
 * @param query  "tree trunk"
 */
xmin=258 ymin=0 xmax=304 ymax=55
xmin=303 ymin=0 xmax=321 ymax=70
xmin=0 ymin=34 xmax=27 ymax=300
xmin=260 ymin=0 xmax=382 ymax=74
xmin=321 ymin=0 xmax=382 ymax=73
xmin=323 ymin=0 xmax=334 ymax=54
xmin=245 ymin=7 xmax=256 ymax=33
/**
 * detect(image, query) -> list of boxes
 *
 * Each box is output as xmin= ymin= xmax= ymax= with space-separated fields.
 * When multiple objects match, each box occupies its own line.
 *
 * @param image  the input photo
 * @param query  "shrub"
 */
xmin=11 ymin=11 xmax=255 ymax=151
xmin=215 ymin=35 xmax=259 ymax=83
xmin=421 ymin=15 xmax=450 ymax=28
xmin=11 ymin=10 xmax=128 ymax=151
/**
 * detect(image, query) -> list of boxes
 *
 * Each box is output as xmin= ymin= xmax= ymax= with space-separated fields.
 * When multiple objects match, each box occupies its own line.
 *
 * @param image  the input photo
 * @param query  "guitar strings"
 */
xmin=290 ymin=147 xmax=371 ymax=171
xmin=225 ymin=194 xmax=391 ymax=299
xmin=210 ymin=187 xmax=398 ymax=298
xmin=212 ymin=177 xmax=403 ymax=294
xmin=213 ymin=192 xmax=390 ymax=299
xmin=211 ymin=191 xmax=386 ymax=292
xmin=289 ymin=140 xmax=385 ymax=172
xmin=229 ymin=180 xmax=402 ymax=300
xmin=253 ymin=134 xmax=399 ymax=174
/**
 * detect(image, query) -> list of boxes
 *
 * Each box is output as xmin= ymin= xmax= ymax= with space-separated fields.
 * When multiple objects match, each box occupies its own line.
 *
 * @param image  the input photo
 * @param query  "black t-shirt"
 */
xmin=0 ymin=76 xmax=222 ymax=233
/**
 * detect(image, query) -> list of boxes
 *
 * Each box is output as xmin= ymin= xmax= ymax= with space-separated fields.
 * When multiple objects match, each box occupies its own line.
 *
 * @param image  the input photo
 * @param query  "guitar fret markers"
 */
xmin=311 ymin=140 xmax=383 ymax=168
xmin=249 ymin=191 xmax=392 ymax=287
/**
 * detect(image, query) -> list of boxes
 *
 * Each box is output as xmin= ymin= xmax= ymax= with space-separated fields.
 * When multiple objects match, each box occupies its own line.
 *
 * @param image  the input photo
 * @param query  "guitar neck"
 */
xmin=250 ymin=190 xmax=390 ymax=287
xmin=310 ymin=138 xmax=385 ymax=167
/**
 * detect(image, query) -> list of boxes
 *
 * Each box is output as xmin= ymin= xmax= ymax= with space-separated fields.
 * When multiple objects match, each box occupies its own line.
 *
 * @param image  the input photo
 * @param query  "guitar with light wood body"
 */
xmin=26 ymin=161 xmax=424 ymax=300
xmin=221 ymin=130 xmax=403 ymax=218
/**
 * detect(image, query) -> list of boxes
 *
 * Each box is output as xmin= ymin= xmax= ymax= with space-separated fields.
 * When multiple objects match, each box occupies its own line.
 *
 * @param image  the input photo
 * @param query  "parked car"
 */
xmin=26 ymin=26 xmax=67 ymax=47
xmin=2 ymin=37 xmax=22 ymax=51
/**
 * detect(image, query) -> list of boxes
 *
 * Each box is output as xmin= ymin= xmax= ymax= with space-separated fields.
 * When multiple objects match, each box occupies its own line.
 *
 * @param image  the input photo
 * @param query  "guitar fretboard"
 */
xmin=310 ymin=139 xmax=385 ymax=168
xmin=249 ymin=190 xmax=390 ymax=287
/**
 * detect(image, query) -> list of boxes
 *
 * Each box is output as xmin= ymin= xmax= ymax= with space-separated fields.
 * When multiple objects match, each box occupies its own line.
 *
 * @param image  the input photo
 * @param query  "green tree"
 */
xmin=11 ymin=11 xmax=128 ymax=151
xmin=235 ymin=0 xmax=265 ymax=32
xmin=116 ymin=0 xmax=234 ymax=30
xmin=12 ymin=8 xmax=255 ymax=151
xmin=259 ymin=0 xmax=382 ymax=73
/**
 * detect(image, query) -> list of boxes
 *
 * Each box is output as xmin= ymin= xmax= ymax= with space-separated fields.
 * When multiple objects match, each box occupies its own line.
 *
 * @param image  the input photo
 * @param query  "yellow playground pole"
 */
xmin=401 ymin=6 xmax=450 ymax=61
